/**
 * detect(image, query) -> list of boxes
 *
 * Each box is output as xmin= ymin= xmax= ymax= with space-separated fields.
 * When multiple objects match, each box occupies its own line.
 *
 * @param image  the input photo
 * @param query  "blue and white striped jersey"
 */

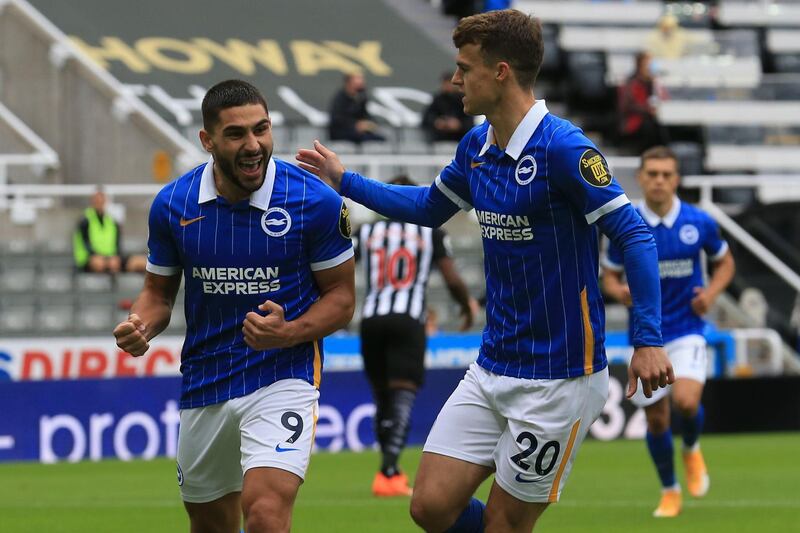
xmin=435 ymin=100 xmax=631 ymax=379
xmin=603 ymin=199 xmax=727 ymax=343
xmin=146 ymin=157 xmax=354 ymax=409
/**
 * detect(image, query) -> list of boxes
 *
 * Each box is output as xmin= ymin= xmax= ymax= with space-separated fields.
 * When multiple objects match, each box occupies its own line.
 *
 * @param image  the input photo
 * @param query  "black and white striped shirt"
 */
xmin=355 ymin=220 xmax=450 ymax=321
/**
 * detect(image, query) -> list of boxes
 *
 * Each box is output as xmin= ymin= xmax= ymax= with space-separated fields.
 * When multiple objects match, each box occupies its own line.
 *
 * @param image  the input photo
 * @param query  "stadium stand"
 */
xmin=0 ymin=0 xmax=798 ymax=374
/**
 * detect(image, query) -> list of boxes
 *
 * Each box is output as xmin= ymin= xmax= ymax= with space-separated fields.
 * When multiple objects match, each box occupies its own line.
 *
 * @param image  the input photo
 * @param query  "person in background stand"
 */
xmin=328 ymin=73 xmax=386 ymax=144
xmin=422 ymin=72 xmax=475 ymax=143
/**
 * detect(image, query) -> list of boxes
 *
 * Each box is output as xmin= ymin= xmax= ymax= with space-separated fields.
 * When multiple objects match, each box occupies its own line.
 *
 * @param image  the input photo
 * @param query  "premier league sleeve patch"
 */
xmin=578 ymin=149 xmax=612 ymax=187
xmin=338 ymin=201 xmax=351 ymax=238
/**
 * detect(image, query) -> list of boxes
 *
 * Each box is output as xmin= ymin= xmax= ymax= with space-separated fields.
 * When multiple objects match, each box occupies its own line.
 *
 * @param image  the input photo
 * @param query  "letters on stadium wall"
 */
xmin=0 ymin=334 xmax=652 ymax=463
xmin=27 ymin=0 xmax=455 ymax=129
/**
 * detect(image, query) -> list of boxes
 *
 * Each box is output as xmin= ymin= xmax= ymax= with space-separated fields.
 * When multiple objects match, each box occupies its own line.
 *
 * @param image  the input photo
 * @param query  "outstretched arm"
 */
xmin=296 ymin=141 xmax=460 ymax=227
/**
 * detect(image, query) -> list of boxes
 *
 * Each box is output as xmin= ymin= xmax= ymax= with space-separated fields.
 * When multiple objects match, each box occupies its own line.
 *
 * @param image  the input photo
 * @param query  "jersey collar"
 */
xmin=639 ymin=197 xmax=681 ymax=228
xmin=478 ymin=99 xmax=549 ymax=160
xmin=197 ymin=156 xmax=277 ymax=210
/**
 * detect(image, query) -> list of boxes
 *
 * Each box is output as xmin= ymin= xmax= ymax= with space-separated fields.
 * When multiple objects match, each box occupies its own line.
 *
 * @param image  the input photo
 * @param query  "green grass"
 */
xmin=1 ymin=433 xmax=799 ymax=532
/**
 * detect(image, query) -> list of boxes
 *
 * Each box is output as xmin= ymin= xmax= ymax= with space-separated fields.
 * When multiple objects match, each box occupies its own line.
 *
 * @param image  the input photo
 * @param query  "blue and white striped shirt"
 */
xmin=603 ymin=199 xmax=727 ymax=343
xmin=146 ymin=157 xmax=354 ymax=408
xmin=341 ymin=100 xmax=662 ymax=380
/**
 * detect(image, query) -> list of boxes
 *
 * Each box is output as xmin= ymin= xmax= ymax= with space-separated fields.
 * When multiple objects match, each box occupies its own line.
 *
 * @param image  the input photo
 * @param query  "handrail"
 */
xmin=0 ymin=102 xmax=59 ymax=165
xmin=6 ymin=0 xmax=205 ymax=169
xmin=682 ymin=176 xmax=800 ymax=293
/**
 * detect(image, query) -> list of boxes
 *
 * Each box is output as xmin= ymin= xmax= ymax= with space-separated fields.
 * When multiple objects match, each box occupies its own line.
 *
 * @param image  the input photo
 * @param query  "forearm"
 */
xmin=706 ymin=253 xmax=735 ymax=300
xmin=447 ymin=280 xmax=471 ymax=311
xmin=341 ymin=171 xmax=456 ymax=227
xmin=599 ymin=206 xmax=663 ymax=347
xmin=287 ymin=285 xmax=355 ymax=345
xmin=130 ymin=289 xmax=175 ymax=341
xmin=602 ymin=270 xmax=629 ymax=304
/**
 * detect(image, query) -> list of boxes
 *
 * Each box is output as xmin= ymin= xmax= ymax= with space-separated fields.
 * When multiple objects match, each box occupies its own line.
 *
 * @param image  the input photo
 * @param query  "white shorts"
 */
xmin=629 ymin=334 xmax=708 ymax=408
xmin=423 ymin=363 xmax=609 ymax=503
xmin=177 ymin=379 xmax=319 ymax=503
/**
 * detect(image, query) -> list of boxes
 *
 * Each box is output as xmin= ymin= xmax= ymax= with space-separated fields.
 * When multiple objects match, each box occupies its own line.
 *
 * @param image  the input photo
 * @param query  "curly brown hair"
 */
xmin=452 ymin=9 xmax=543 ymax=89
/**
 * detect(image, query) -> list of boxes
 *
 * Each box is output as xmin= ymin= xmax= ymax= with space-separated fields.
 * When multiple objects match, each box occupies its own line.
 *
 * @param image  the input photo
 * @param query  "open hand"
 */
xmin=296 ymin=140 xmax=346 ymax=192
xmin=627 ymin=345 xmax=674 ymax=399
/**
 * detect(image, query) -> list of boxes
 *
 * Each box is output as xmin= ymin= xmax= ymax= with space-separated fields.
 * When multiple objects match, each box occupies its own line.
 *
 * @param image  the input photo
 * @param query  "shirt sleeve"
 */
xmin=146 ymin=187 xmax=182 ymax=276
xmin=701 ymin=211 xmax=728 ymax=261
xmin=549 ymin=129 xmax=630 ymax=225
xmin=307 ymin=194 xmax=355 ymax=271
xmin=433 ymin=132 xmax=474 ymax=212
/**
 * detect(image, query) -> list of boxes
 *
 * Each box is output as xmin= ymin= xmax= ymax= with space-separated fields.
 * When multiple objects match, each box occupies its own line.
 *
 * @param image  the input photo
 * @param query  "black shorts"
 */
xmin=360 ymin=313 xmax=427 ymax=386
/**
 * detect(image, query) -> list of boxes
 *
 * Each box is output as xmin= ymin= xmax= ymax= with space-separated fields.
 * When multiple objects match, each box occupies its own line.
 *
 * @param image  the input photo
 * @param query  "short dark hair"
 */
xmin=388 ymin=174 xmax=417 ymax=186
xmin=452 ymin=9 xmax=543 ymax=88
xmin=202 ymin=79 xmax=268 ymax=131
xmin=639 ymin=145 xmax=679 ymax=171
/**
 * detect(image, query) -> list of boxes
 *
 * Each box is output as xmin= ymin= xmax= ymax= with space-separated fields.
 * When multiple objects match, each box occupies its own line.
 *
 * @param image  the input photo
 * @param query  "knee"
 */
xmin=244 ymin=497 xmax=290 ymax=533
xmin=410 ymin=493 xmax=460 ymax=532
xmin=647 ymin=414 xmax=670 ymax=434
xmin=673 ymin=397 xmax=698 ymax=417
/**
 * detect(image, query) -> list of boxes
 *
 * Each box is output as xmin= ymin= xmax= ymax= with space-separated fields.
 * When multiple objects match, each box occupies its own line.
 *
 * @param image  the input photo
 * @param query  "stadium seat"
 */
xmin=325 ymin=141 xmax=359 ymax=154
xmin=39 ymin=304 xmax=75 ymax=333
xmin=0 ymin=299 xmax=36 ymax=332
xmin=396 ymin=140 xmax=430 ymax=154
xmin=360 ymin=141 xmax=394 ymax=154
xmin=75 ymin=273 xmax=114 ymax=293
xmin=433 ymin=141 xmax=459 ymax=155
xmin=38 ymin=270 xmax=73 ymax=293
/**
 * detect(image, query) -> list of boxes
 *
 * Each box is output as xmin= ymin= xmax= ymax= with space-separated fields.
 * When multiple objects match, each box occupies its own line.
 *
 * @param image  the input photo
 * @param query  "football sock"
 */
xmin=646 ymin=429 xmax=676 ymax=488
xmin=681 ymin=404 xmax=704 ymax=450
xmin=445 ymin=498 xmax=485 ymax=533
xmin=373 ymin=386 xmax=391 ymax=452
xmin=380 ymin=388 xmax=416 ymax=477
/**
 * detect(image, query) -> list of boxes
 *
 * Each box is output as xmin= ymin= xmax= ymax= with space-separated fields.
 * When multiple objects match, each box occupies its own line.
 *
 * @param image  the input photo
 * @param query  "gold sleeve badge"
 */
xmin=578 ymin=149 xmax=612 ymax=188
xmin=338 ymin=201 xmax=351 ymax=239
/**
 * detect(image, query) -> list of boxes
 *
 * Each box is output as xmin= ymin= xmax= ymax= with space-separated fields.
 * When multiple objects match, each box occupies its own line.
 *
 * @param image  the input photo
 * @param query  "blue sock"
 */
xmin=446 ymin=498 xmax=485 ymax=533
xmin=646 ymin=430 xmax=676 ymax=488
xmin=682 ymin=404 xmax=705 ymax=449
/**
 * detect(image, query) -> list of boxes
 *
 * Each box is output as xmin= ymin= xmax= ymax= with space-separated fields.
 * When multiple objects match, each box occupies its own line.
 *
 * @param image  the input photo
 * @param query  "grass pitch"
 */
xmin=1 ymin=433 xmax=798 ymax=532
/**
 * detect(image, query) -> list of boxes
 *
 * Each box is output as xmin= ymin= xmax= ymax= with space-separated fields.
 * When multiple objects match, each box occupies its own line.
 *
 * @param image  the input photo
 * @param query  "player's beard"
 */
xmin=216 ymin=146 xmax=270 ymax=195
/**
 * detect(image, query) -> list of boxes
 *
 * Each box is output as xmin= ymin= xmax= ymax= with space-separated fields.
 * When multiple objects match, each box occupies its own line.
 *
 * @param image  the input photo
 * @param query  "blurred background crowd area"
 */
xmin=1 ymin=0 xmax=800 ymax=378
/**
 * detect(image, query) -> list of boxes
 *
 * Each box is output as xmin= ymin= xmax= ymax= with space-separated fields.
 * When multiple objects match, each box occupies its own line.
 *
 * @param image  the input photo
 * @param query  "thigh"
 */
xmin=493 ymin=369 xmax=609 ymax=504
xmin=360 ymin=318 xmax=388 ymax=385
xmin=237 ymin=379 xmax=320 ymax=481
xmin=178 ymin=403 xmax=243 ymax=504
xmin=183 ymin=492 xmax=241 ymax=533
xmin=385 ymin=316 xmax=426 ymax=386
xmin=485 ymin=481 xmax=549 ymax=533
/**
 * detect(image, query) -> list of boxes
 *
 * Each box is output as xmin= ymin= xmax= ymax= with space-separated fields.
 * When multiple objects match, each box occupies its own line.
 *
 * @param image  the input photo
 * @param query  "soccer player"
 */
xmin=112 ymin=79 xmax=355 ymax=533
xmin=602 ymin=146 xmax=735 ymax=517
xmin=297 ymin=9 xmax=673 ymax=532
xmin=355 ymin=175 xmax=477 ymax=497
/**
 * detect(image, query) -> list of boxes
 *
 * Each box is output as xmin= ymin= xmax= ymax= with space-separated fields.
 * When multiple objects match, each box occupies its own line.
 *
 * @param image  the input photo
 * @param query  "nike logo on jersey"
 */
xmin=515 ymin=473 xmax=546 ymax=483
xmin=179 ymin=216 xmax=206 ymax=227
xmin=470 ymin=160 xmax=486 ymax=168
xmin=275 ymin=443 xmax=300 ymax=453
